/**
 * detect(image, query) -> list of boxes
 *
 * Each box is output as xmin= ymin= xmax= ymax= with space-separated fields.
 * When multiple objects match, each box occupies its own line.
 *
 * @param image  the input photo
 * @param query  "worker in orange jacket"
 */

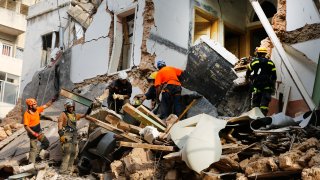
xmin=24 ymin=97 xmax=56 ymax=164
xmin=155 ymin=60 xmax=183 ymax=119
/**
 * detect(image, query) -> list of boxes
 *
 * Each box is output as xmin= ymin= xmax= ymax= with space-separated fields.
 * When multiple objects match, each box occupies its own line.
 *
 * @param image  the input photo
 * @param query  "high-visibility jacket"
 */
xmin=154 ymin=66 xmax=183 ymax=87
xmin=246 ymin=57 xmax=277 ymax=89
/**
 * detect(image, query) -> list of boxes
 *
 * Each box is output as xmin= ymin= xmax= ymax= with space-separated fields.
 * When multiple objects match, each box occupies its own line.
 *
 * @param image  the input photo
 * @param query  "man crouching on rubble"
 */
xmin=58 ymin=99 xmax=95 ymax=174
xmin=24 ymin=97 xmax=55 ymax=164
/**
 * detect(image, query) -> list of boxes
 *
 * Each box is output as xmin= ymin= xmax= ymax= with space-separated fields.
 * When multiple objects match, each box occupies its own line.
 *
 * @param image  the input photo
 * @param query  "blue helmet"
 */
xmin=157 ymin=60 xmax=166 ymax=69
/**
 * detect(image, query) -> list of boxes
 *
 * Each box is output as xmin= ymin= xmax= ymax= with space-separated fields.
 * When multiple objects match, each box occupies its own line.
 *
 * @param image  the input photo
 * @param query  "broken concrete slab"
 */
xmin=182 ymin=42 xmax=237 ymax=107
xmin=67 ymin=5 xmax=92 ymax=29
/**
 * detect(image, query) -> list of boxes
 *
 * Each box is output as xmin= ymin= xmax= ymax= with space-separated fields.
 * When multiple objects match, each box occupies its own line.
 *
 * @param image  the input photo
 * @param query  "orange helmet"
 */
xmin=26 ymin=98 xmax=37 ymax=106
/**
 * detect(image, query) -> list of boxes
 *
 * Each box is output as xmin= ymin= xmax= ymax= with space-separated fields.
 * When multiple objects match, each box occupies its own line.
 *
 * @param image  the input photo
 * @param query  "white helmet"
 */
xmin=118 ymin=71 xmax=128 ymax=80
xmin=65 ymin=99 xmax=75 ymax=107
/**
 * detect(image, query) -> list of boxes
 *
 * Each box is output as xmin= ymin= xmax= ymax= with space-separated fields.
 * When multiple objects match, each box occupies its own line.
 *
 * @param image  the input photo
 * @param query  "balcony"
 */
xmin=0 ymin=54 xmax=23 ymax=76
xmin=0 ymin=7 xmax=27 ymax=35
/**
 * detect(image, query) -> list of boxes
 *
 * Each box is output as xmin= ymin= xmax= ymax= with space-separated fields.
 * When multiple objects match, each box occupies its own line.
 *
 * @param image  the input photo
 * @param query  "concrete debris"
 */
xmin=0 ymin=127 xmax=8 ymax=140
xmin=68 ymin=5 xmax=93 ymax=29
xmin=293 ymin=138 xmax=319 ymax=152
xmin=279 ymin=150 xmax=304 ymax=170
xmin=245 ymin=157 xmax=278 ymax=175
xmin=111 ymin=148 xmax=156 ymax=179
xmin=272 ymin=0 xmax=286 ymax=39
xmin=302 ymin=166 xmax=320 ymax=180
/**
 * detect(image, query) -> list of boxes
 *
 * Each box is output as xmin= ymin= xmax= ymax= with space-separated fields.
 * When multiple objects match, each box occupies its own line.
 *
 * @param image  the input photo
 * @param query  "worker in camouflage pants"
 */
xmin=58 ymin=99 xmax=94 ymax=174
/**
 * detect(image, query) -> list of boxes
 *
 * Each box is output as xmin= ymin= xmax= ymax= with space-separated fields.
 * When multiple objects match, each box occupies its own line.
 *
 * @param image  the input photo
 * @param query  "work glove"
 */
xmin=112 ymin=93 xmax=118 ymax=100
xmin=60 ymin=135 xmax=67 ymax=143
xmin=118 ymin=95 xmax=125 ymax=100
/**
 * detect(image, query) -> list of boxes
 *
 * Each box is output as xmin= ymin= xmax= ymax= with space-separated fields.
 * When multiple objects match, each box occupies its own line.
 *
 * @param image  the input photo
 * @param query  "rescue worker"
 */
xmin=24 ymin=97 xmax=55 ymax=164
xmin=134 ymin=71 xmax=158 ymax=109
xmin=96 ymin=71 xmax=132 ymax=113
xmin=155 ymin=60 xmax=183 ymax=119
xmin=245 ymin=47 xmax=277 ymax=115
xmin=58 ymin=99 xmax=95 ymax=174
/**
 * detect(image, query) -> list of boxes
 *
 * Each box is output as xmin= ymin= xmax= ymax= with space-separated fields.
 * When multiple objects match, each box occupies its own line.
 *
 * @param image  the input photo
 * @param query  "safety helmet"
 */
xmin=256 ymin=47 xmax=267 ymax=54
xmin=157 ymin=60 xmax=166 ymax=69
xmin=118 ymin=71 xmax=128 ymax=80
xmin=26 ymin=98 xmax=37 ymax=106
xmin=64 ymin=99 xmax=75 ymax=107
xmin=148 ymin=72 xmax=158 ymax=80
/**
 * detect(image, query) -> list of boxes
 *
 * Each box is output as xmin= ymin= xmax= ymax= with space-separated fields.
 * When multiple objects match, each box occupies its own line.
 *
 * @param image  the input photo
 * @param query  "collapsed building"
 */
xmin=0 ymin=0 xmax=320 ymax=179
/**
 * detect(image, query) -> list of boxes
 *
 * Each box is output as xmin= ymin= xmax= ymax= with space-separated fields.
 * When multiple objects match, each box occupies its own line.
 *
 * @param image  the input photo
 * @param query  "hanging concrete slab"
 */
xmin=181 ymin=41 xmax=237 ymax=107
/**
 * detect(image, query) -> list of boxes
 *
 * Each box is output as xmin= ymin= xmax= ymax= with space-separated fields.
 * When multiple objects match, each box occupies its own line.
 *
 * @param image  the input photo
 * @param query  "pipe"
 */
xmin=249 ymin=0 xmax=315 ymax=110
xmin=59 ymin=26 xmax=64 ymax=50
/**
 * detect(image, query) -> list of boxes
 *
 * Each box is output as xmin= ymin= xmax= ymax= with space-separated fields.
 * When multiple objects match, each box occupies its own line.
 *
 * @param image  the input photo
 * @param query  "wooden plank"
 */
xmin=248 ymin=170 xmax=301 ymax=179
xmin=178 ymin=99 xmax=197 ymax=120
xmin=282 ymin=85 xmax=291 ymax=114
xmin=118 ymin=141 xmax=174 ymax=151
xmin=123 ymin=104 xmax=166 ymax=132
xmin=60 ymin=88 xmax=92 ymax=107
xmin=137 ymin=105 xmax=166 ymax=127
xmin=0 ymin=128 xmax=25 ymax=150
xmin=105 ymin=115 xmax=142 ymax=134
xmin=86 ymin=116 xmax=142 ymax=143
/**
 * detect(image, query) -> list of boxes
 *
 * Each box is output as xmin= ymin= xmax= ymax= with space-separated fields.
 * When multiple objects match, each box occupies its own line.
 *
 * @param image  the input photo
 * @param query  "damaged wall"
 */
xmin=286 ymin=0 xmax=320 ymax=31
xmin=20 ymin=0 xmax=70 ymax=93
xmin=268 ymin=0 xmax=320 ymax=114
xmin=70 ymin=0 xmax=111 ymax=83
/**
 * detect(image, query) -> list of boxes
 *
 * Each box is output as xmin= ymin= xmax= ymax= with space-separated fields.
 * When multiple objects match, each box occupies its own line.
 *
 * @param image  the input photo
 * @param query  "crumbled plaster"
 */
xmin=74 ymin=68 xmax=151 ymax=93
xmin=282 ymin=23 xmax=320 ymax=44
xmin=272 ymin=0 xmax=286 ymax=40
xmin=139 ymin=0 xmax=157 ymax=72
xmin=1 ymin=100 xmax=22 ymax=125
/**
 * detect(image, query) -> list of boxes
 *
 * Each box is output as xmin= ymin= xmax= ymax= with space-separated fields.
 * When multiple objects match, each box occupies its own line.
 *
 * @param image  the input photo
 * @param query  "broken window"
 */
xmin=251 ymin=1 xmax=277 ymax=22
xmin=250 ymin=28 xmax=268 ymax=55
xmin=0 ymin=71 xmax=19 ymax=105
xmin=109 ymin=7 xmax=136 ymax=73
xmin=41 ymin=32 xmax=59 ymax=67
xmin=193 ymin=8 xmax=218 ymax=43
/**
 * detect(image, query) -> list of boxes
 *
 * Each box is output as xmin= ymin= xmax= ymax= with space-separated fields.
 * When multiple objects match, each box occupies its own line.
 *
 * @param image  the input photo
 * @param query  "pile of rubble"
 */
xmin=0 ymin=123 xmax=24 ymax=141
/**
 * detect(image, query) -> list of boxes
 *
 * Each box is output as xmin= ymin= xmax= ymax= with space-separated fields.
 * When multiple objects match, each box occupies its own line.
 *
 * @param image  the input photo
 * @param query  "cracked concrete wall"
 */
xmin=70 ymin=0 xmax=111 ymax=83
xmin=268 ymin=0 xmax=320 ymax=115
xmin=286 ymin=0 xmax=320 ymax=31
xmin=20 ymin=4 xmax=69 ymax=94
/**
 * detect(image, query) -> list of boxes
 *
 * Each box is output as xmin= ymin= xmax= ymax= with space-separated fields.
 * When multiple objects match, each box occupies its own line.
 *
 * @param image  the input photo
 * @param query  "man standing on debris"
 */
xmin=96 ymin=71 xmax=132 ymax=113
xmin=58 ymin=99 xmax=95 ymax=174
xmin=24 ymin=97 xmax=55 ymax=164
xmin=246 ymin=47 xmax=277 ymax=115
xmin=134 ymin=71 xmax=158 ymax=109
xmin=155 ymin=60 xmax=183 ymax=119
